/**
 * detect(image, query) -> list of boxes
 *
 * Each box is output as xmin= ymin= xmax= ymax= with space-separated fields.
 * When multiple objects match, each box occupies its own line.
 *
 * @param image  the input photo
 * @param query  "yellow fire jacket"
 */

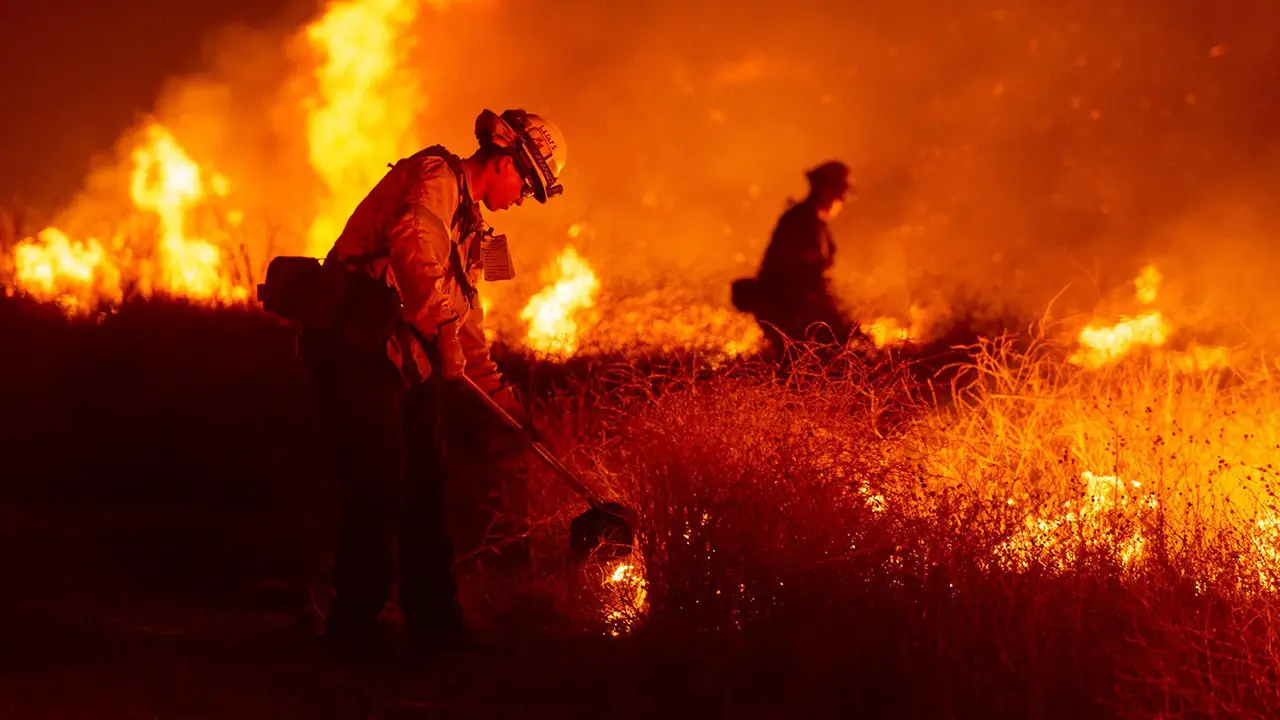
xmin=324 ymin=145 xmax=504 ymax=394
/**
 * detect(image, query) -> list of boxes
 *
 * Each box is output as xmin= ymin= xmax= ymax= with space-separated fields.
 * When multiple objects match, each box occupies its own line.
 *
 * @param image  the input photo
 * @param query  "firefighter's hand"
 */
xmin=435 ymin=322 xmax=466 ymax=379
xmin=492 ymin=384 xmax=535 ymax=432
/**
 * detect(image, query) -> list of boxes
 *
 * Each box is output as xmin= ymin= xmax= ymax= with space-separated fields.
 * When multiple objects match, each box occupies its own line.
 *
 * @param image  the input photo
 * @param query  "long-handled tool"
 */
xmin=458 ymin=375 xmax=637 ymax=565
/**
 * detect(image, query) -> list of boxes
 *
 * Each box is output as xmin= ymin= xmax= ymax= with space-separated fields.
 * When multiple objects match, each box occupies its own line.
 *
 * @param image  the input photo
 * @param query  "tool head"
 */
xmin=568 ymin=501 xmax=637 ymax=566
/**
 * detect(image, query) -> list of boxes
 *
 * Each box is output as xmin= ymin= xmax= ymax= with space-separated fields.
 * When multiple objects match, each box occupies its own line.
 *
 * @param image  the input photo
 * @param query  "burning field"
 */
xmin=3 ymin=0 xmax=1280 ymax=716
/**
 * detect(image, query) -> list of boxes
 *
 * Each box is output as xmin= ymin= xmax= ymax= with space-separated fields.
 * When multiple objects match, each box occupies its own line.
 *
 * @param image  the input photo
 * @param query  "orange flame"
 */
xmin=600 ymin=558 xmax=648 ymax=636
xmin=303 ymin=0 xmax=433 ymax=257
xmin=1070 ymin=265 xmax=1170 ymax=368
xmin=1069 ymin=264 xmax=1230 ymax=371
xmin=860 ymin=303 xmax=932 ymax=349
xmin=129 ymin=124 xmax=246 ymax=302
xmin=12 ymin=228 xmax=121 ymax=314
xmin=1071 ymin=312 xmax=1171 ymax=368
xmin=513 ymin=244 xmax=761 ymax=360
xmin=996 ymin=471 xmax=1156 ymax=572
xmin=520 ymin=246 xmax=600 ymax=358
xmin=7 ymin=122 xmax=247 ymax=313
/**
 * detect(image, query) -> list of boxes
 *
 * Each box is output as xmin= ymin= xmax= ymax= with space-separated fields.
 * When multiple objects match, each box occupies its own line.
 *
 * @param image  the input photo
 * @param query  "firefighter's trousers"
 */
xmin=300 ymin=330 xmax=464 ymax=642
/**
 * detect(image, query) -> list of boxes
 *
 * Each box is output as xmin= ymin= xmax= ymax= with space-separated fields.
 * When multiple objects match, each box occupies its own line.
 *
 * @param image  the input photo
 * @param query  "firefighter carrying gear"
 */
xmin=733 ymin=160 xmax=855 ymax=350
xmin=322 ymin=143 xmax=502 ymax=391
xmin=274 ymin=109 xmax=567 ymax=650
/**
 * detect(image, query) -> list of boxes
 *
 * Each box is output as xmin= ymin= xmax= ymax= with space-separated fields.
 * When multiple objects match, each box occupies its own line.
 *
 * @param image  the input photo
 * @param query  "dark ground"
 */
xmin=1 ymin=295 xmax=1138 ymax=719
xmin=0 ymin=297 xmax=669 ymax=719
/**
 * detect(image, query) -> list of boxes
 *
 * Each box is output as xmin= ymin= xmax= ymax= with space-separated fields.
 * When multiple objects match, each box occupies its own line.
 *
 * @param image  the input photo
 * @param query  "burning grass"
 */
xmin=6 ymin=278 xmax=1280 ymax=714
xmin=508 ymin=329 xmax=1280 ymax=716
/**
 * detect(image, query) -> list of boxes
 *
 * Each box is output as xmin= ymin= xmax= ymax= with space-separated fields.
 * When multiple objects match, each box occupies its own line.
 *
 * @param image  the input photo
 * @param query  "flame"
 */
xmin=7 ymin=122 xmax=246 ymax=312
xmin=303 ymin=0 xmax=431 ymax=257
xmin=1133 ymin=264 xmax=1161 ymax=305
xmin=1070 ymin=264 xmax=1170 ymax=368
xmin=511 ymin=244 xmax=760 ymax=360
xmin=1069 ymin=264 xmax=1229 ymax=372
xmin=479 ymin=294 xmax=495 ymax=343
xmin=12 ymin=228 xmax=121 ymax=314
xmin=520 ymin=246 xmax=600 ymax=358
xmin=995 ymin=471 xmax=1157 ymax=572
xmin=1254 ymin=512 xmax=1280 ymax=592
xmin=1171 ymin=343 xmax=1232 ymax=373
xmin=862 ymin=316 xmax=914 ymax=348
xmin=601 ymin=559 xmax=648 ymax=636
xmin=860 ymin=303 xmax=932 ymax=349
xmin=129 ymin=124 xmax=246 ymax=302
xmin=1070 ymin=311 xmax=1171 ymax=368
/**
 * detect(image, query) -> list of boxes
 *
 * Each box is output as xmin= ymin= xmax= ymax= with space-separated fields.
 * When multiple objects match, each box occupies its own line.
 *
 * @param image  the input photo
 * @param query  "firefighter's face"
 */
xmin=482 ymin=154 xmax=531 ymax=212
xmin=818 ymin=184 xmax=852 ymax=217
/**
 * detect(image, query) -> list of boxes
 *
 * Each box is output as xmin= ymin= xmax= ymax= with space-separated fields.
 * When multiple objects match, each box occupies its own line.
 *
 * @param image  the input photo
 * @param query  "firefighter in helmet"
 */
xmin=733 ymin=160 xmax=855 ymax=353
xmin=300 ymin=108 xmax=566 ymax=654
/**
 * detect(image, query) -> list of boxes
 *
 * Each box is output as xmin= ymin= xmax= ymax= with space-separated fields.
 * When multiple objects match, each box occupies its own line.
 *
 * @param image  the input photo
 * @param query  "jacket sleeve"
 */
xmin=458 ymin=295 xmax=505 ymax=395
xmin=384 ymin=159 xmax=461 ymax=341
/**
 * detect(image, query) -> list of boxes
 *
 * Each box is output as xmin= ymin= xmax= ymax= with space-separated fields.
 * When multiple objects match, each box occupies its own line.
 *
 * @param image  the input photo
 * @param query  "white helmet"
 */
xmin=476 ymin=108 xmax=567 ymax=203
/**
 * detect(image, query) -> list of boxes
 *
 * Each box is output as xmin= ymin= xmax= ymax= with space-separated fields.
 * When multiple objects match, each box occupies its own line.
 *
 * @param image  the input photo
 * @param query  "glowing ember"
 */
xmin=303 ymin=0 xmax=429 ymax=257
xmin=600 ymin=559 xmax=648 ymax=636
xmin=858 ymin=303 xmax=937 ymax=349
xmin=861 ymin=316 xmax=914 ymax=348
xmin=520 ymin=246 xmax=600 ymax=358
xmin=995 ymin=471 xmax=1157 ymax=572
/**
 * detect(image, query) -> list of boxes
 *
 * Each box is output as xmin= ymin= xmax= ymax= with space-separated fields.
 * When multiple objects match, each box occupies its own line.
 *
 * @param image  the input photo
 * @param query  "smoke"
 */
xmin=30 ymin=0 xmax=1280 ymax=340
xmin=405 ymin=0 xmax=1280 ymax=340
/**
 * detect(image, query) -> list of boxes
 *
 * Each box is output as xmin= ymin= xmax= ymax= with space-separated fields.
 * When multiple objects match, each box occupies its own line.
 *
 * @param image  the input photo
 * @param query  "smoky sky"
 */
xmin=0 ymin=0 xmax=305 ymax=211
xmin=5 ymin=0 xmax=1280 ymax=338
xmin=438 ymin=0 xmax=1280 ymax=335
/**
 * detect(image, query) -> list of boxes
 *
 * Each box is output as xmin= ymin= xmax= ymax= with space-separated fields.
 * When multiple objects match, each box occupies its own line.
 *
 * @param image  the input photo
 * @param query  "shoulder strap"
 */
xmin=406 ymin=145 xmax=474 ymax=230
xmin=346 ymin=147 xmax=472 ymax=278
xmin=404 ymin=145 xmax=485 ymax=308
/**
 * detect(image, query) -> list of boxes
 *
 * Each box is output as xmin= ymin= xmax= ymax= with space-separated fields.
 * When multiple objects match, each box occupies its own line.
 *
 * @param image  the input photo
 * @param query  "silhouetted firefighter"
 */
xmin=733 ymin=161 xmax=856 ymax=354
xmin=259 ymin=109 xmax=566 ymax=655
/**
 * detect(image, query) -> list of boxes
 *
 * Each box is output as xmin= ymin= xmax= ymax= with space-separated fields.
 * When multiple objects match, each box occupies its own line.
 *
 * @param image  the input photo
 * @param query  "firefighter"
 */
xmin=734 ymin=160 xmax=855 ymax=353
xmin=299 ymin=108 xmax=566 ymax=654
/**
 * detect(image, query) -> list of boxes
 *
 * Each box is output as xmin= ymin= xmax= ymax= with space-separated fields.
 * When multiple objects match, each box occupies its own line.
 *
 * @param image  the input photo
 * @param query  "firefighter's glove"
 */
xmin=492 ymin=384 xmax=535 ymax=434
xmin=435 ymin=321 xmax=467 ymax=380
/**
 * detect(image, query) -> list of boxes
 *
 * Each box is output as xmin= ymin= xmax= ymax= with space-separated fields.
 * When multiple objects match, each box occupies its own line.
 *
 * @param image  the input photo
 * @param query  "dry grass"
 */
xmin=6 ymin=279 xmax=1280 ymax=714
xmin=509 ymin=331 xmax=1280 ymax=716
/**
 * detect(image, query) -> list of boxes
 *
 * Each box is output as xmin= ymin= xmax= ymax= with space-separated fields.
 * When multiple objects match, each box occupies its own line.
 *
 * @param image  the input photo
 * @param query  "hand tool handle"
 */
xmin=457 ymin=374 xmax=604 ymax=506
